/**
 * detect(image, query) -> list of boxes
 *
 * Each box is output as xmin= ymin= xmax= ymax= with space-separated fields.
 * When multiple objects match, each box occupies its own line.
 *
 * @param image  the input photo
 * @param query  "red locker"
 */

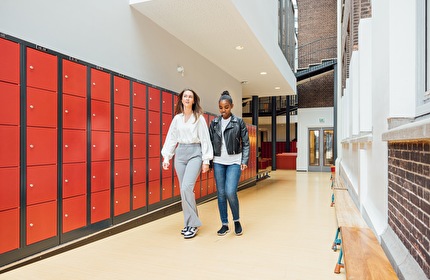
xmin=148 ymin=134 xmax=160 ymax=158
xmin=148 ymin=110 xmax=160 ymax=135
xmin=90 ymin=68 xmax=110 ymax=102
xmin=114 ymin=104 xmax=130 ymax=132
xmin=132 ymin=182 xmax=146 ymax=210
xmin=114 ymin=186 xmax=130 ymax=216
xmin=173 ymin=176 xmax=180 ymax=197
xmin=0 ymin=167 xmax=19 ymax=211
xmin=27 ymin=127 xmax=57 ymax=166
xmin=133 ymin=158 xmax=146 ymax=184
xmin=0 ymin=38 xmax=19 ymax=84
xmin=114 ymin=132 xmax=130 ymax=160
xmin=132 ymin=133 xmax=146 ymax=159
xmin=132 ymin=108 xmax=146 ymax=134
xmin=200 ymin=179 xmax=208 ymax=197
xmin=0 ymin=125 xmax=19 ymax=167
xmin=0 ymin=208 xmax=19 ymax=254
xmin=91 ymin=130 xmax=110 ymax=161
xmin=148 ymin=157 xmax=160 ymax=182
xmin=63 ymin=162 xmax=87 ymax=198
xmin=62 ymin=195 xmax=86 ymax=233
xmin=27 ymin=47 xmax=57 ymax=91
xmin=148 ymin=180 xmax=160 ymax=204
xmin=91 ymin=100 xmax=110 ymax=131
xmin=132 ymin=82 xmax=146 ymax=109
xmin=162 ymin=165 xmax=172 ymax=179
xmin=194 ymin=178 xmax=201 ymax=199
xmin=62 ymin=60 xmax=86 ymax=97
xmin=26 ymin=201 xmax=57 ymax=245
xmin=91 ymin=161 xmax=110 ymax=192
xmin=162 ymin=91 xmax=173 ymax=114
xmin=63 ymin=129 xmax=86 ymax=163
xmin=207 ymin=177 xmax=214 ymax=195
xmin=162 ymin=113 xmax=172 ymax=135
xmin=148 ymin=87 xmax=160 ymax=111
xmin=161 ymin=177 xmax=172 ymax=200
xmin=114 ymin=159 xmax=130 ymax=188
xmin=91 ymin=190 xmax=110 ymax=223
xmin=63 ymin=94 xmax=86 ymax=129
xmin=0 ymin=82 xmax=19 ymax=125
xmin=27 ymin=87 xmax=57 ymax=128
xmin=27 ymin=164 xmax=57 ymax=205
xmin=113 ymin=76 xmax=130 ymax=106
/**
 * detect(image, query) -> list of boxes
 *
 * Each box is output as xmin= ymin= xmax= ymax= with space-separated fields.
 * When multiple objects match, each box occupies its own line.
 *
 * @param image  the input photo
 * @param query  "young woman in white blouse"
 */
xmin=161 ymin=89 xmax=213 ymax=239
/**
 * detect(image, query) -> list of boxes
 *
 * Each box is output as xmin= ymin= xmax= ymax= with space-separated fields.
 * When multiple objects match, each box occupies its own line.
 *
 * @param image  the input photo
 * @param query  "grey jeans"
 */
xmin=174 ymin=143 xmax=202 ymax=228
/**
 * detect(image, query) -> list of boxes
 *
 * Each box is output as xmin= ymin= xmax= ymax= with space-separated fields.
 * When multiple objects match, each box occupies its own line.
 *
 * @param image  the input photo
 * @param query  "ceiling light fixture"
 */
xmin=235 ymin=45 xmax=244 ymax=50
xmin=260 ymin=71 xmax=267 ymax=75
xmin=275 ymin=87 xmax=281 ymax=90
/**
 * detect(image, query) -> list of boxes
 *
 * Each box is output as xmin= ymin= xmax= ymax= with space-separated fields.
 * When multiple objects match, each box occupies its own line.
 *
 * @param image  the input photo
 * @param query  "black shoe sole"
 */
xmin=217 ymin=230 xmax=230 ymax=236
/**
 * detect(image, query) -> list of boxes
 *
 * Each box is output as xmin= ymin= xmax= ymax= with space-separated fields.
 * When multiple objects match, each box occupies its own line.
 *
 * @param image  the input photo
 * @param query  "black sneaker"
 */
xmin=234 ymin=221 xmax=243 ymax=236
xmin=181 ymin=227 xmax=188 ymax=235
xmin=184 ymin=227 xmax=198 ymax=239
xmin=217 ymin=225 xmax=230 ymax=236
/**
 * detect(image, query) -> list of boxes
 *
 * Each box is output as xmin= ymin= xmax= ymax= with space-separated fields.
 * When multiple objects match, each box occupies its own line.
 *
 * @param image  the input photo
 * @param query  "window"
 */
xmin=417 ymin=0 xmax=430 ymax=116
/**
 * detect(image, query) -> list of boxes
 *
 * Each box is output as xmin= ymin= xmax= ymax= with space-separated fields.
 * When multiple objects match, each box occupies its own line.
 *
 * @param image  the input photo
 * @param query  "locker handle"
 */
xmin=115 ymin=201 xmax=119 ymax=204
xmin=29 ymin=144 xmax=34 ymax=148
xmin=92 ymin=206 xmax=96 ymax=210
xmin=115 ymin=89 xmax=118 ymax=92
xmin=29 ymin=223 xmax=34 ymax=227
xmin=64 ymin=109 xmax=69 ymax=113
xmin=92 ymin=176 xmax=96 ymax=179
xmin=115 ymin=173 xmax=118 ymax=176
xmin=92 ymin=113 xmax=96 ymax=117
xmin=29 ymin=65 xmax=34 ymax=70
xmin=93 ymin=145 xmax=96 ymax=148
xmin=134 ymin=93 xmax=137 ymax=96
xmin=134 ymin=170 xmax=137 ymax=173
xmin=133 ymin=145 xmax=137 ymax=148
xmin=29 ymin=184 xmax=34 ymax=187
xmin=115 ymin=145 xmax=118 ymax=148
xmin=133 ymin=119 xmax=137 ymax=122
xmin=92 ymin=82 xmax=96 ymax=86
xmin=64 ymin=214 xmax=68 ymax=217
xmin=65 ymin=145 xmax=69 ymax=148
xmin=133 ymin=196 xmax=137 ymax=199
xmin=65 ymin=179 xmax=68 ymax=183
xmin=115 ymin=116 xmax=119 ymax=120
xmin=29 ymin=105 xmax=34 ymax=109
xmin=64 ymin=75 xmax=69 ymax=79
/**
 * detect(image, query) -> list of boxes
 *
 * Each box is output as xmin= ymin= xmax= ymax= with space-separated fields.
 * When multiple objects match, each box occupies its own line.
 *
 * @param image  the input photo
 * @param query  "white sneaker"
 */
xmin=184 ymin=227 xmax=198 ymax=239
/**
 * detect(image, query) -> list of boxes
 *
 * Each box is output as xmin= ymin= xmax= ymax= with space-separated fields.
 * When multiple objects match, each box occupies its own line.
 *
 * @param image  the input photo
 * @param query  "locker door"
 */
xmin=91 ymin=131 xmax=110 ymax=161
xmin=91 ymin=161 xmax=110 ymax=192
xmin=62 ymin=195 xmax=86 ymax=233
xmin=0 ymin=208 xmax=19 ymax=254
xmin=90 ymin=69 xmax=110 ymax=102
xmin=27 ymin=127 xmax=57 ymax=166
xmin=132 ymin=183 xmax=146 ymax=210
xmin=27 ymin=47 xmax=57 ymax=91
xmin=194 ymin=177 xmax=201 ymax=199
xmin=27 ymin=87 xmax=57 ymax=128
xmin=132 ymin=108 xmax=146 ymax=134
xmin=161 ymin=177 xmax=172 ymax=200
xmin=113 ymin=76 xmax=130 ymax=106
xmin=63 ymin=163 xmax=87 ymax=198
xmin=0 ymin=82 xmax=19 ymax=125
xmin=132 ymin=82 xmax=146 ymax=109
xmin=200 ymin=178 xmax=208 ymax=197
xmin=148 ymin=157 xmax=160 ymax=182
xmin=162 ymin=91 xmax=173 ymax=114
xmin=133 ymin=158 xmax=146 ymax=184
xmin=63 ymin=129 xmax=86 ymax=163
xmin=147 ymin=87 xmax=160 ymax=111
xmin=63 ymin=60 xmax=86 ymax=97
xmin=91 ymin=100 xmax=110 ymax=131
xmin=148 ymin=134 xmax=160 ymax=158
xmin=26 ymin=201 xmax=57 ymax=245
xmin=173 ymin=176 xmax=180 ymax=197
xmin=27 ymin=165 xmax=57 ymax=205
xmin=162 ymin=113 xmax=172 ymax=135
xmin=114 ymin=132 xmax=130 ymax=160
xmin=148 ymin=180 xmax=160 ymax=204
xmin=114 ymin=159 xmax=130 ymax=188
xmin=0 ymin=125 xmax=19 ymax=167
xmin=114 ymin=186 xmax=130 ymax=216
xmin=132 ymin=133 xmax=146 ymax=159
xmin=0 ymin=38 xmax=19 ymax=84
xmin=114 ymin=104 xmax=130 ymax=133
xmin=0 ymin=167 xmax=19 ymax=210
xmin=63 ymin=94 xmax=86 ymax=129
xmin=91 ymin=190 xmax=110 ymax=223
xmin=148 ymin=111 xmax=160 ymax=135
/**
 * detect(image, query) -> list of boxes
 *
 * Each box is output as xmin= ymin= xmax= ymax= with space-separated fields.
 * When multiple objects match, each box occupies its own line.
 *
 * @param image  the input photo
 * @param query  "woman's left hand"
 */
xmin=241 ymin=164 xmax=247 ymax=171
xmin=202 ymin=163 xmax=210 ymax=173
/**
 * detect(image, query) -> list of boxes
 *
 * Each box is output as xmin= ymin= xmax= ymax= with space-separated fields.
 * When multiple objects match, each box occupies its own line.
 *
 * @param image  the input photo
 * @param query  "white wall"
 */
xmin=297 ymin=107 xmax=334 ymax=171
xmin=0 ymin=0 xmax=241 ymax=115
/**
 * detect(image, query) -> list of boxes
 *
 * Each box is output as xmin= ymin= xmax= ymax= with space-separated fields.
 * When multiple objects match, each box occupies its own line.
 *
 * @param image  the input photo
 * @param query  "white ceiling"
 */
xmin=130 ymin=0 xmax=296 ymax=99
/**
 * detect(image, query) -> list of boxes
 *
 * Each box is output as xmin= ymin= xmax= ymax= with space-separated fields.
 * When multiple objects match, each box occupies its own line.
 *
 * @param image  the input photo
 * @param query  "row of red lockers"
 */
xmin=0 ymin=36 xmax=257 ymax=259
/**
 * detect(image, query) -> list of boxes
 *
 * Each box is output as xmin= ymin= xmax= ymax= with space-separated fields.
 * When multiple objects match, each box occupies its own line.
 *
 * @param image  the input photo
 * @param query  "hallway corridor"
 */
xmin=0 ymin=171 xmax=346 ymax=280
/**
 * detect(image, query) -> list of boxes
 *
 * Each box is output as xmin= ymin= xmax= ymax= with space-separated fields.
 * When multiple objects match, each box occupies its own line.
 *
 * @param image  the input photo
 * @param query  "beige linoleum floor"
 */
xmin=0 ymin=170 xmax=346 ymax=280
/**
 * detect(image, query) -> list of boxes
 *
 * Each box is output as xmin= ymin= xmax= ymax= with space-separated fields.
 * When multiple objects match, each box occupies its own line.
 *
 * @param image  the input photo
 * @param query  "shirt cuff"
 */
xmin=203 ymin=160 xmax=210 ymax=165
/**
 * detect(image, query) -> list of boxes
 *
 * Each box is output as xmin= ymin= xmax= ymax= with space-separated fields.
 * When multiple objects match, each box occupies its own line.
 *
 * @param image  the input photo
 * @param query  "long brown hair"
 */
xmin=174 ymin=88 xmax=203 ymax=122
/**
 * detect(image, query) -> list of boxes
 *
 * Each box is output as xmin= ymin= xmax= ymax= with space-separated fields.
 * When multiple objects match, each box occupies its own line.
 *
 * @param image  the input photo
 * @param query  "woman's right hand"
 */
xmin=162 ymin=162 xmax=170 ymax=170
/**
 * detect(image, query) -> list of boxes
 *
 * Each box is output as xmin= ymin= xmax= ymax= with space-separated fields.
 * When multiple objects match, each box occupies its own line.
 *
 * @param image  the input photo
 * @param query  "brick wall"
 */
xmin=388 ymin=141 xmax=430 ymax=279
xmin=298 ymin=71 xmax=334 ymax=108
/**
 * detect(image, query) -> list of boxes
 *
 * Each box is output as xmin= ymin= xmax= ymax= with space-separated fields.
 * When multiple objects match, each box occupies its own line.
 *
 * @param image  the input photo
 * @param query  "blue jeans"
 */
xmin=213 ymin=163 xmax=242 ymax=224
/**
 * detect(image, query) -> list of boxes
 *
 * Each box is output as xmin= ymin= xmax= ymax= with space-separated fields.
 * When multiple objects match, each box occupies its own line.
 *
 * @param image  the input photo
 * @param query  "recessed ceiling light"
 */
xmin=260 ymin=72 xmax=267 ymax=75
xmin=275 ymin=87 xmax=281 ymax=90
xmin=235 ymin=45 xmax=244 ymax=50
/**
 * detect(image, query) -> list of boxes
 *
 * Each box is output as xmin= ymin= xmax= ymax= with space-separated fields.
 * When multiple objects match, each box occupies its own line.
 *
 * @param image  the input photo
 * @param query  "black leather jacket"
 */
xmin=209 ymin=115 xmax=250 ymax=165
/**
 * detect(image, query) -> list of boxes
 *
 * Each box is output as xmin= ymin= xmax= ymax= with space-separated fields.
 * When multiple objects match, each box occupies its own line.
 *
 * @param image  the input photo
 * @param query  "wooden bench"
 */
xmin=330 ymin=176 xmax=348 ymax=206
xmin=332 ymin=187 xmax=398 ymax=279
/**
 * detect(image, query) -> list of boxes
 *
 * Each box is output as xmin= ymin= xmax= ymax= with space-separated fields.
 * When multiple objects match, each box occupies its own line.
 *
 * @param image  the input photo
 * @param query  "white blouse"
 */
xmin=161 ymin=113 xmax=213 ymax=164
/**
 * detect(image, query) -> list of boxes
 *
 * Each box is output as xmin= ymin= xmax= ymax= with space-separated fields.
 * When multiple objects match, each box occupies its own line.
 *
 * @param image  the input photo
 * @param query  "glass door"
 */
xmin=308 ymin=128 xmax=334 ymax=172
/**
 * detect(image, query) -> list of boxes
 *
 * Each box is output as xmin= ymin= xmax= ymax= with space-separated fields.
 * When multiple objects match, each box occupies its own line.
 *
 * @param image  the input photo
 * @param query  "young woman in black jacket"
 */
xmin=209 ymin=91 xmax=250 ymax=236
